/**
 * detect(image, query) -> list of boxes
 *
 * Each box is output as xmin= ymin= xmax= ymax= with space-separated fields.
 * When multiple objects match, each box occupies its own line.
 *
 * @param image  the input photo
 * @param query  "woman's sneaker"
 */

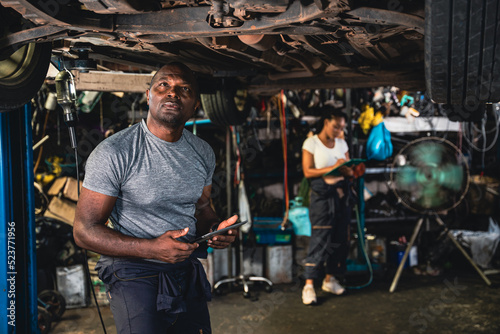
xmin=302 ymin=284 xmax=317 ymax=305
xmin=321 ymin=277 xmax=345 ymax=295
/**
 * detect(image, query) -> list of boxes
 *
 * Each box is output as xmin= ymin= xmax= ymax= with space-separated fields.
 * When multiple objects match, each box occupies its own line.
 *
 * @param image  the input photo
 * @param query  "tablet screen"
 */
xmin=192 ymin=220 xmax=248 ymax=244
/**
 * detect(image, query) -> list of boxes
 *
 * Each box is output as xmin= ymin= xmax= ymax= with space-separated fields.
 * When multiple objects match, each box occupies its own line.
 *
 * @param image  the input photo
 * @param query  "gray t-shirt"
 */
xmin=83 ymin=119 xmax=216 ymax=242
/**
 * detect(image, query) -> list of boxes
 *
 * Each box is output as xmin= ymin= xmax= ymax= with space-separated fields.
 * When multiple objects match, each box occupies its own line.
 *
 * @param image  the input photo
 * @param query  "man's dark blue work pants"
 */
xmin=97 ymin=256 xmax=212 ymax=334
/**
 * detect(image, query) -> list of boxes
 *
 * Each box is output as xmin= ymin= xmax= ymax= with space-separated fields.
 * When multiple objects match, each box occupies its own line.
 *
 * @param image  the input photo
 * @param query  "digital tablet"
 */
xmin=192 ymin=220 xmax=248 ymax=244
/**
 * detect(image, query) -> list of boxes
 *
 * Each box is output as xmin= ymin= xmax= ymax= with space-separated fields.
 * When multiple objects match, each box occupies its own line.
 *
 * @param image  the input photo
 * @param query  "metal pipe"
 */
xmin=33 ymin=135 xmax=49 ymax=151
xmin=390 ymin=217 xmax=424 ymax=293
xmin=226 ymin=127 xmax=233 ymax=279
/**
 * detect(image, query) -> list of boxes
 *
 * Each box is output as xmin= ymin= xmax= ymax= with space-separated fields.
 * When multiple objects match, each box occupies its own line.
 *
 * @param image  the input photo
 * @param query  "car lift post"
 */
xmin=0 ymin=105 xmax=39 ymax=333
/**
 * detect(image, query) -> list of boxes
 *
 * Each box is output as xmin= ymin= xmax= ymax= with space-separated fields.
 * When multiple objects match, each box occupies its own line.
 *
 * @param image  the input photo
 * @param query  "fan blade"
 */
xmin=413 ymin=166 xmax=444 ymax=208
xmin=411 ymin=142 xmax=443 ymax=167
xmin=419 ymin=184 xmax=443 ymax=209
xmin=395 ymin=166 xmax=417 ymax=189
xmin=437 ymin=164 xmax=464 ymax=191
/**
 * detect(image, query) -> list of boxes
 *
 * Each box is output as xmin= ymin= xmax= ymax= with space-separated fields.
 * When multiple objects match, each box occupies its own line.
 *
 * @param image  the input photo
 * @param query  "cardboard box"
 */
xmin=47 ymin=176 xmax=82 ymax=202
xmin=44 ymin=197 xmax=77 ymax=225
xmin=47 ymin=177 xmax=68 ymax=196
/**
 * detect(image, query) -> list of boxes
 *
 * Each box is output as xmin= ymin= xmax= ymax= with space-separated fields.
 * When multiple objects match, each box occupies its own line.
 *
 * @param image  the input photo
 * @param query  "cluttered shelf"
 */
xmin=351 ymin=216 xmax=420 ymax=224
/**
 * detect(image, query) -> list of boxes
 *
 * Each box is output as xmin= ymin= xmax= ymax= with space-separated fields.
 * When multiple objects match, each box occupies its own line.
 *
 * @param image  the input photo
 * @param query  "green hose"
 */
xmin=346 ymin=204 xmax=373 ymax=289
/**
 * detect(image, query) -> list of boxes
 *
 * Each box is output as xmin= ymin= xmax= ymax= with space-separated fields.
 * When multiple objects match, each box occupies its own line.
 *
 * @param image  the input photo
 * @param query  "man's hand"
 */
xmin=150 ymin=227 xmax=198 ymax=263
xmin=207 ymin=215 xmax=238 ymax=249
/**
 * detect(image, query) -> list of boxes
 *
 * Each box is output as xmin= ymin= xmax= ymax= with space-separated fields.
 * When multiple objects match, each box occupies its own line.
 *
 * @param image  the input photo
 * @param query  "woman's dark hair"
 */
xmin=315 ymin=106 xmax=347 ymax=133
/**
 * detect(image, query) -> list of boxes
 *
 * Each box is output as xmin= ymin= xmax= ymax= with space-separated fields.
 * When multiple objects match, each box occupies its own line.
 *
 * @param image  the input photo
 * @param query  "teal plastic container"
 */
xmin=288 ymin=197 xmax=311 ymax=237
xmin=253 ymin=217 xmax=292 ymax=245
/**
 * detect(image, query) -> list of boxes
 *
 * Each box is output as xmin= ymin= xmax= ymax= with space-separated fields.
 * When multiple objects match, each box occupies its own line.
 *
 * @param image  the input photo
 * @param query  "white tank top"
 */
xmin=302 ymin=135 xmax=348 ymax=169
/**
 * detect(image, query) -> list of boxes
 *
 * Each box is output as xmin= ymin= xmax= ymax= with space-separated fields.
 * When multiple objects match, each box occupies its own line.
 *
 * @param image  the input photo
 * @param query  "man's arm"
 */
xmin=73 ymin=187 xmax=198 ymax=263
xmin=195 ymin=185 xmax=238 ymax=249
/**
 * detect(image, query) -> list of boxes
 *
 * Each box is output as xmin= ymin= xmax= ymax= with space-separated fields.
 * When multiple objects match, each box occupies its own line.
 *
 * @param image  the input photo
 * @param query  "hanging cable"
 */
xmin=461 ymin=104 xmax=500 ymax=152
xmin=230 ymin=126 xmax=242 ymax=186
xmin=74 ymin=148 xmax=108 ymax=334
xmin=481 ymin=120 xmax=486 ymax=172
xmin=457 ymin=122 xmax=463 ymax=152
xmin=279 ymin=90 xmax=289 ymax=228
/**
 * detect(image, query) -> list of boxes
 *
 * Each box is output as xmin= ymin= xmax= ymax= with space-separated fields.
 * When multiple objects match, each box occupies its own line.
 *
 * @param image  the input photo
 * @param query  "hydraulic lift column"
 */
xmin=0 ymin=105 xmax=38 ymax=333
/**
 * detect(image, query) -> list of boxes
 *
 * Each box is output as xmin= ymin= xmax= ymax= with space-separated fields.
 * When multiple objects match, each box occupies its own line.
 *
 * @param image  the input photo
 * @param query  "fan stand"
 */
xmin=389 ymin=214 xmax=492 ymax=293
xmin=213 ymin=229 xmax=273 ymax=297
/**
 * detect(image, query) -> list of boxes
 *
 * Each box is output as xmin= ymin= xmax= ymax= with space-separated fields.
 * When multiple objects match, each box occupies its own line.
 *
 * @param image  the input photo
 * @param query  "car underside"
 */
xmin=1 ymin=0 xmax=499 ymax=121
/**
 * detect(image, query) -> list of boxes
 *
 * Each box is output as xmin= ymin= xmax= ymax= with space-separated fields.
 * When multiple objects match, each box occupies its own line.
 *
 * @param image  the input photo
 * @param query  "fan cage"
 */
xmin=389 ymin=136 xmax=470 ymax=214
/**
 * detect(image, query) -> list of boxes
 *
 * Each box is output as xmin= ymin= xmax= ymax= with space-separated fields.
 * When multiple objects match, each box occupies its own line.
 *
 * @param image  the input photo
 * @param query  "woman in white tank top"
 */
xmin=301 ymin=107 xmax=354 ymax=305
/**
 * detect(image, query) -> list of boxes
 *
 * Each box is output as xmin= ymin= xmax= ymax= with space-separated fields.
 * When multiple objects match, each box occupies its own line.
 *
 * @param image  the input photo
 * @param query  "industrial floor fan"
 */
xmin=388 ymin=137 xmax=492 ymax=292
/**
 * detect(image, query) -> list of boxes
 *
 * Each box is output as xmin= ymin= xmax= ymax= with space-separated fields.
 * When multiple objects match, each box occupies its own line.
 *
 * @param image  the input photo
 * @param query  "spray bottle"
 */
xmin=288 ymin=197 xmax=311 ymax=237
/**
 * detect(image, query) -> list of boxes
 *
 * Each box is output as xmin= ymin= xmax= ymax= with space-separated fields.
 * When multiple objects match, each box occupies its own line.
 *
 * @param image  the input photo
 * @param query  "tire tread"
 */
xmin=426 ymin=0 xmax=500 ymax=109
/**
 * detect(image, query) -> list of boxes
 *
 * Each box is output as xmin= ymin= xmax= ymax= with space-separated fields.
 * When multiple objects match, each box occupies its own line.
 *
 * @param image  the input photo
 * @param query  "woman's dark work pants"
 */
xmin=304 ymin=178 xmax=351 ymax=280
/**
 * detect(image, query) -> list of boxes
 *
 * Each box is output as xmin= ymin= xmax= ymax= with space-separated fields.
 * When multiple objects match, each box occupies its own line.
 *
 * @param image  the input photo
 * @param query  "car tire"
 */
xmin=38 ymin=289 xmax=66 ymax=321
xmin=0 ymin=42 xmax=52 ymax=111
xmin=425 ymin=0 xmax=500 ymax=114
xmin=441 ymin=103 xmax=486 ymax=122
xmin=200 ymin=85 xmax=250 ymax=126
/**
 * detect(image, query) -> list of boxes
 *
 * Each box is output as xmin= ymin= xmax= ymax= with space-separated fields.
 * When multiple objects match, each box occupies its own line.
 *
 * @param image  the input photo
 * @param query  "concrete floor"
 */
xmin=49 ymin=268 xmax=500 ymax=334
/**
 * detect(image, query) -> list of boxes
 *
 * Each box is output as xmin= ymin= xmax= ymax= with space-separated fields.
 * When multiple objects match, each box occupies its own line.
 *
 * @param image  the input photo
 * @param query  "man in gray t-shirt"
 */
xmin=74 ymin=62 xmax=239 ymax=334
xmin=82 ymin=118 xmax=216 ymax=242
